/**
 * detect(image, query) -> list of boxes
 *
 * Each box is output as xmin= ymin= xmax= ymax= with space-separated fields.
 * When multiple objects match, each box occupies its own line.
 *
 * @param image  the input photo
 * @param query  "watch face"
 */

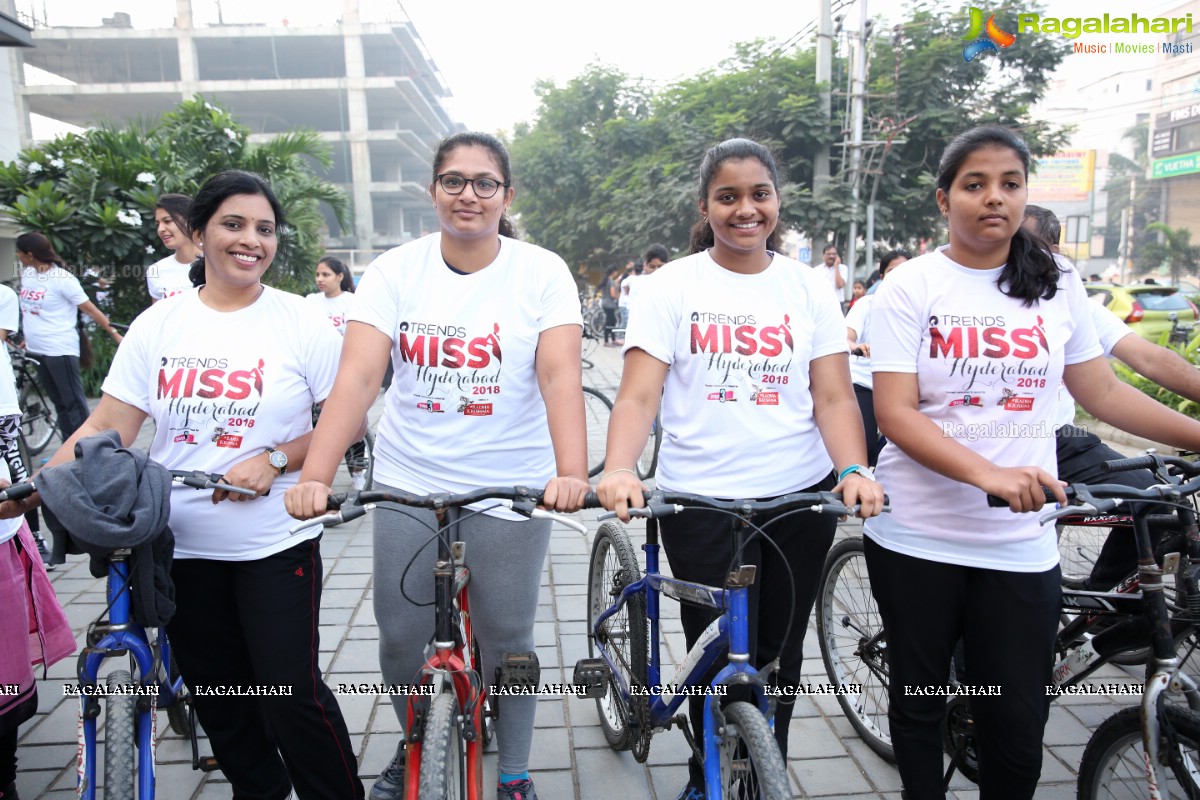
xmin=269 ymin=450 xmax=288 ymax=469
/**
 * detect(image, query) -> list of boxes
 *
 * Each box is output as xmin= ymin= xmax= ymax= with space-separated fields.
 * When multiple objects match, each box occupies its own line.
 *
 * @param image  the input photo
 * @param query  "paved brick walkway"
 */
xmin=13 ymin=341 xmax=1150 ymax=798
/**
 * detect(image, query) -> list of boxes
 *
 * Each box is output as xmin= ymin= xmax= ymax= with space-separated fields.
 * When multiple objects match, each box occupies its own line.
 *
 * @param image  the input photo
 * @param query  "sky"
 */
xmin=14 ymin=0 xmax=1193 ymax=136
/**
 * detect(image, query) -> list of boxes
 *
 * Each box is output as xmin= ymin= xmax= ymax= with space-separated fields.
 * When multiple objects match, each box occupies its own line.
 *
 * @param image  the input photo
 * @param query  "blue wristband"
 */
xmin=838 ymin=464 xmax=872 ymax=482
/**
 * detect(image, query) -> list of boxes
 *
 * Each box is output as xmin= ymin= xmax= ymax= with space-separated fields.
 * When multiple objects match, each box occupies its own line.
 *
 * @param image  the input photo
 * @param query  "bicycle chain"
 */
xmin=630 ymin=676 xmax=652 ymax=762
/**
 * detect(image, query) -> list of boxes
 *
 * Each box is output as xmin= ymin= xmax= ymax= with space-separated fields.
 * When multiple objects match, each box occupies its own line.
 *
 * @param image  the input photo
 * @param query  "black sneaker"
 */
xmin=32 ymin=532 xmax=53 ymax=569
xmin=498 ymin=778 xmax=537 ymax=800
xmin=675 ymin=785 xmax=704 ymax=800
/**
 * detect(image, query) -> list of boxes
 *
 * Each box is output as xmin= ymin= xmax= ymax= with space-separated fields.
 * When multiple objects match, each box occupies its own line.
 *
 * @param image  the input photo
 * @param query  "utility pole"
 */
xmin=814 ymin=0 xmax=833 ymax=213
xmin=844 ymin=0 xmax=870 ymax=302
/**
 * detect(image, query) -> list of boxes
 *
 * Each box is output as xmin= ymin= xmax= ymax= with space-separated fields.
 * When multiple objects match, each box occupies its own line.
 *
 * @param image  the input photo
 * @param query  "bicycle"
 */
xmin=0 ymin=469 xmax=249 ymax=799
xmin=581 ymin=325 xmax=600 ymax=370
xmin=301 ymin=486 xmax=590 ymax=800
xmin=575 ymin=489 xmax=869 ymax=800
xmin=6 ymin=341 xmax=57 ymax=456
xmin=818 ymin=456 xmax=1200 ymax=798
xmin=583 ymin=385 xmax=613 ymax=478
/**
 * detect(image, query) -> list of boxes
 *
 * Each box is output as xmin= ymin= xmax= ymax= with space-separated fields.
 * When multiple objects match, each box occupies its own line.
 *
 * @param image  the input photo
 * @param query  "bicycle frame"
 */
xmin=402 ymin=508 xmax=487 ymax=800
xmin=590 ymin=515 xmax=772 ymax=799
xmin=75 ymin=551 xmax=185 ymax=800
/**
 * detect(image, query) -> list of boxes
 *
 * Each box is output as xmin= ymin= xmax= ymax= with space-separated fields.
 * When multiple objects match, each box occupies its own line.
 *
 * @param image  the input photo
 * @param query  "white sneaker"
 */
xmin=351 ymin=472 xmax=366 ymax=491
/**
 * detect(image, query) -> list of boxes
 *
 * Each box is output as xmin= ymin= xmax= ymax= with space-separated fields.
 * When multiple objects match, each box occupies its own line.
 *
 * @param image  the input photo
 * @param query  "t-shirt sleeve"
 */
xmin=62 ymin=272 xmax=89 ymax=306
xmin=538 ymin=253 xmax=584 ymax=332
xmin=300 ymin=304 xmax=343 ymax=403
xmin=1063 ymin=277 xmax=1103 ymax=365
xmin=101 ymin=316 xmax=153 ymax=413
xmin=346 ymin=258 xmax=398 ymax=340
xmin=843 ymin=298 xmax=867 ymax=337
xmin=0 ymin=288 xmax=19 ymax=334
xmin=809 ymin=278 xmax=849 ymax=360
xmin=1089 ymin=300 xmax=1134 ymax=356
xmin=869 ymin=273 xmax=923 ymax=374
xmin=623 ymin=272 xmax=678 ymax=366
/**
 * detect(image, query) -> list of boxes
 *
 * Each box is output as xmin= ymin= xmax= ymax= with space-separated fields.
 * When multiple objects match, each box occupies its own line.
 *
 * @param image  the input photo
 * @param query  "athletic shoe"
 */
xmin=351 ymin=472 xmax=367 ymax=492
xmin=675 ymin=786 xmax=704 ymax=800
xmin=32 ymin=531 xmax=54 ymax=569
xmin=369 ymin=744 xmax=406 ymax=800
xmin=497 ymin=778 xmax=537 ymax=800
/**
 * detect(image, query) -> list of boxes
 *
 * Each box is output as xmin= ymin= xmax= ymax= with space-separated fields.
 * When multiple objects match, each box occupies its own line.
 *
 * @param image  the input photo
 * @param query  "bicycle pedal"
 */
xmin=571 ymin=658 xmax=611 ymax=699
xmin=197 ymin=756 xmax=220 ymax=773
xmin=495 ymin=651 xmax=540 ymax=690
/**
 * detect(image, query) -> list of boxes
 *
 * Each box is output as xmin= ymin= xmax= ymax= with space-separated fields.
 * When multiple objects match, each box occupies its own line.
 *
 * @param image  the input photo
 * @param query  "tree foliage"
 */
xmin=0 ymin=97 xmax=351 ymax=329
xmin=510 ymin=1 xmax=1070 ymax=268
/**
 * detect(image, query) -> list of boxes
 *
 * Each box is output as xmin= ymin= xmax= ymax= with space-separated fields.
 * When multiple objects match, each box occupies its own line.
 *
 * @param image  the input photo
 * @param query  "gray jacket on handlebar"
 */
xmin=37 ymin=430 xmax=176 ymax=626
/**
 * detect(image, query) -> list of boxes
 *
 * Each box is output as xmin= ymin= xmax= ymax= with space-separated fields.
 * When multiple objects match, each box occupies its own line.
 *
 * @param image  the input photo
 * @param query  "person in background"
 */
xmin=598 ymin=137 xmax=884 ymax=800
xmin=146 ymin=194 xmax=200 ymax=302
xmin=814 ymin=242 xmax=847 ymax=302
xmin=285 ymin=131 xmax=589 ymax=800
xmin=600 ymin=265 xmax=622 ymax=346
xmin=642 ymin=243 xmax=669 ymax=277
xmin=0 ymin=455 xmax=73 ymax=800
xmin=617 ymin=260 xmax=642 ymax=332
xmin=847 ymin=279 xmax=866 ymax=308
xmin=866 ymin=124 xmax=1200 ymax=799
xmin=7 ymin=172 xmax=365 ymax=800
xmin=844 ymin=249 xmax=909 ymax=468
xmin=306 ymin=256 xmax=368 ymax=491
xmin=17 ymin=232 xmax=123 ymax=448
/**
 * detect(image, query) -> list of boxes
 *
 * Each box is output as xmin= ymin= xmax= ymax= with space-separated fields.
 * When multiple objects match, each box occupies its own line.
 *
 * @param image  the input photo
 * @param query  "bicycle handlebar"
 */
xmin=985 ymin=474 xmax=1200 ymax=524
xmin=0 ymin=469 xmax=254 ymax=503
xmin=596 ymin=489 xmax=889 ymax=520
xmin=1102 ymin=453 xmax=1200 ymax=477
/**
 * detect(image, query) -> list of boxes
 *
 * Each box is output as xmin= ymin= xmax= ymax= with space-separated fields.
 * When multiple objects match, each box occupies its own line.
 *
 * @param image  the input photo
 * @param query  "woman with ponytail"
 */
xmin=864 ymin=125 xmax=1200 ymax=798
xmin=16 ymin=232 xmax=121 ymax=445
xmin=597 ymin=137 xmax=884 ymax=800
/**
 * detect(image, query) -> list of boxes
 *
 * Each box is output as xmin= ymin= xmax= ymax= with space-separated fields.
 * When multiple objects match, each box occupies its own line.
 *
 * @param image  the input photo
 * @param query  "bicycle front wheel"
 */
xmin=716 ymin=701 xmax=791 ymax=800
xmin=635 ymin=413 xmax=662 ymax=481
xmin=1077 ymin=704 xmax=1200 ymax=799
xmin=1058 ymin=522 xmax=1109 ymax=587
xmin=417 ymin=692 xmax=468 ymax=800
xmin=583 ymin=387 xmax=613 ymax=479
xmin=18 ymin=377 xmax=56 ymax=456
xmin=104 ymin=670 xmax=137 ymax=798
xmin=587 ymin=521 xmax=648 ymax=751
xmin=816 ymin=537 xmax=894 ymax=762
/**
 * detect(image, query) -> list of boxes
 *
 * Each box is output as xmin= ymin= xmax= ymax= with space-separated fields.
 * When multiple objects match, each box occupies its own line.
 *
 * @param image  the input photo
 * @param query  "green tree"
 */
xmin=1102 ymin=122 xmax=1160 ymax=269
xmin=1141 ymin=222 xmax=1200 ymax=282
xmin=509 ymin=2 xmax=1070 ymax=261
xmin=0 ymin=97 xmax=350 ymax=326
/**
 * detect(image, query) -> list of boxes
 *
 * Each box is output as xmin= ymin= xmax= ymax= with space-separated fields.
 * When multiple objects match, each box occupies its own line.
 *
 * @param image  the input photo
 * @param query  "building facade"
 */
xmin=14 ymin=0 xmax=458 ymax=266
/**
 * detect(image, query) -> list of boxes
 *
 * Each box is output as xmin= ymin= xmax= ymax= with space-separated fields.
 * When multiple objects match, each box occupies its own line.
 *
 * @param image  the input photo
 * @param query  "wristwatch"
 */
xmin=265 ymin=447 xmax=288 ymax=476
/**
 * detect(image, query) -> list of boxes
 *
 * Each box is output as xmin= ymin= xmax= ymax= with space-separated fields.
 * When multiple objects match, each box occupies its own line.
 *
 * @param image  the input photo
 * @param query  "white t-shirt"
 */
xmin=19 ymin=266 xmax=87 ymax=357
xmin=863 ymin=247 xmax=1102 ymax=571
xmin=1053 ymin=299 xmax=1134 ymax=428
xmin=619 ymin=274 xmax=640 ymax=310
xmin=844 ymin=294 xmax=874 ymax=389
xmin=0 ymin=286 xmax=20 ymax=417
xmin=305 ymin=292 xmax=356 ymax=337
xmin=350 ymin=234 xmax=581 ymax=502
xmin=625 ymin=250 xmax=846 ymax=497
xmin=146 ymin=254 xmax=194 ymax=301
xmin=102 ymin=287 xmax=342 ymax=560
xmin=813 ymin=262 xmax=849 ymax=301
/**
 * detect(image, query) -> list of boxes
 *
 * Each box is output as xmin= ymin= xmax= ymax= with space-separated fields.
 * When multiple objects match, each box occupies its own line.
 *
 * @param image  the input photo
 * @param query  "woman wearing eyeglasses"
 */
xmin=286 ymin=131 xmax=589 ymax=800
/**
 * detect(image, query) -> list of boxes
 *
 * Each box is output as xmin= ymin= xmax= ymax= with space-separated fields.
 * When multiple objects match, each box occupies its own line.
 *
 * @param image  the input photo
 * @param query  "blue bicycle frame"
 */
xmin=75 ymin=549 xmax=186 ymax=799
xmin=591 ymin=516 xmax=774 ymax=800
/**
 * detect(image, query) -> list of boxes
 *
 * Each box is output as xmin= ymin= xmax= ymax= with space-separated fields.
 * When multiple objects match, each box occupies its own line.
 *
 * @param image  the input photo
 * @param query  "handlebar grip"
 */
xmin=850 ymin=346 xmax=867 ymax=357
xmin=326 ymin=492 xmax=349 ymax=511
xmin=0 ymin=481 xmax=35 ymax=502
xmin=986 ymin=487 xmax=1059 ymax=508
xmin=1102 ymin=455 xmax=1158 ymax=474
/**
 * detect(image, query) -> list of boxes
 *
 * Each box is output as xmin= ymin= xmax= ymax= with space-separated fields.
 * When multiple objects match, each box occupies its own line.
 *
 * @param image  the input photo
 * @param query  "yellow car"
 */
xmin=1085 ymin=284 xmax=1198 ymax=343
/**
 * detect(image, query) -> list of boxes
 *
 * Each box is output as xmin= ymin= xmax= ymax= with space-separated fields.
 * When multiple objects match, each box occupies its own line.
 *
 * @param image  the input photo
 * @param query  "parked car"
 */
xmin=1168 ymin=279 xmax=1200 ymax=307
xmin=1085 ymin=283 xmax=1198 ymax=343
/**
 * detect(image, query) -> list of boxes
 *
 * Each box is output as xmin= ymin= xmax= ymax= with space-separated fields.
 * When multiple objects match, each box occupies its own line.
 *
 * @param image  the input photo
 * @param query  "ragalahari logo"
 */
xmin=961 ymin=7 xmax=1016 ymax=62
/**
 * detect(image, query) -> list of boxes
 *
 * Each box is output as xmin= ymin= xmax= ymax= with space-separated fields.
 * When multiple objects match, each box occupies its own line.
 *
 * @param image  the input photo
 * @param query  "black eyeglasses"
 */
xmin=435 ymin=173 xmax=508 ymax=199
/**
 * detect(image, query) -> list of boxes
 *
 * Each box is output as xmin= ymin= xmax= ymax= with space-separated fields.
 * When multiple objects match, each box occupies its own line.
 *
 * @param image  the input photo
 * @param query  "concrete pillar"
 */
xmin=343 ymin=23 xmax=373 ymax=248
xmin=175 ymin=0 xmax=198 ymax=102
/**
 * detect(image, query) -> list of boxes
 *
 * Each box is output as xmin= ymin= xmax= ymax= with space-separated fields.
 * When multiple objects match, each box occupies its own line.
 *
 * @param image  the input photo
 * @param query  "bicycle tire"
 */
xmin=104 ymin=670 xmax=137 ymax=798
xmin=816 ymin=537 xmax=894 ymax=762
xmin=635 ymin=413 xmax=662 ymax=482
xmin=1058 ymin=523 xmax=1109 ymax=586
xmin=417 ymin=692 xmax=468 ymax=800
xmin=165 ymin=652 xmax=193 ymax=737
xmin=1077 ymin=704 xmax=1200 ymax=799
xmin=716 ymin=701 xmax=791 ymax=800
xmin=587 ymin=521 xmax=648 ymax=750
xmin=587 ymin=307 xmax=606 ymax=340
xmin=18 ymin=373 xmax=56 ymax=456
xmin=471 ymin=640 xmax=495 ymax=749
xmin=583 ymin=387 xmax=613 ymax=479
xmin=363 ymin=430 xmax=375 ymax=492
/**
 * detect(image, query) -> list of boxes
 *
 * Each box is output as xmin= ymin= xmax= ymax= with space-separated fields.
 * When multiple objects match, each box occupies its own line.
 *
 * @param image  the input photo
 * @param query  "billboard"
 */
xmin=1029 ymin=150 xmax=1096 ymax=203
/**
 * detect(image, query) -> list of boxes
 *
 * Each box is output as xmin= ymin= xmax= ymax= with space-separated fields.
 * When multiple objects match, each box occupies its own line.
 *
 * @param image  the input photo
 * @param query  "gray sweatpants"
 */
xmin=372 ymin=488 xmax=552 ymax=775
